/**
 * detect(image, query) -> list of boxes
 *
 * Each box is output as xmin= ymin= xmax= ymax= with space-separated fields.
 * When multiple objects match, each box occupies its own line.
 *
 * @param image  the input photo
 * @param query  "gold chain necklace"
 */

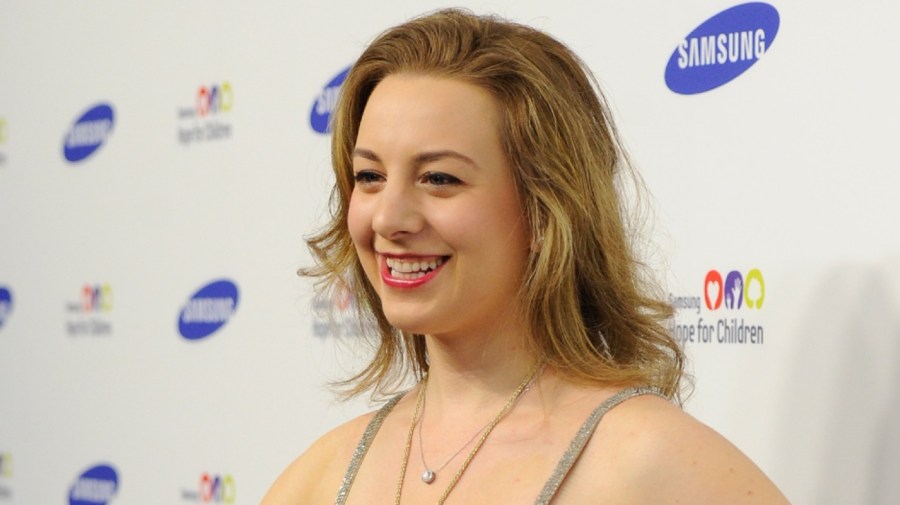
xmin=394 ymin=363 xmax=542 ymax=505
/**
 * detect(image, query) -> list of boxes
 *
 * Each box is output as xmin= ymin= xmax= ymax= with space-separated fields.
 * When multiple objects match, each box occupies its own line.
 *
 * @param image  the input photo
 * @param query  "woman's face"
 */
xmin=348 ymin=74 xmax=531 ymax=338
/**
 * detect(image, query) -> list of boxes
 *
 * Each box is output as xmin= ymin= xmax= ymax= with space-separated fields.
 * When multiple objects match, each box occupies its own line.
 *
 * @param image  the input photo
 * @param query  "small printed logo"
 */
xmin=178 ymin=279 xmax=239 ymax=340
xmin=195 ymin=83 xmax=233 ymax=117
xmin=310 ymin=66 xmax=350 ymax=134
xmin=311 ymin=283 xmax=360 ymax=338
xmin=63 ymin=103 xmax=115 ymax=162
xmin=704 ymin=268 xmax=765 ymax=310
xmin=669 ymin=268 xmax=766 ymax=345
xmin=177 ymin=82 xmax=233 ymax=145
xmin=69 ymin=464 xmax=118 ymax=505
xmin=0 ymin=287 xmax=12 ymax=330
xmin=0 ymin=451 xmax=10 ymax=500
xmin=0 ymin=452 xmax=11 ymax=477
xmin=665 ymin=3 xmax=780 ymax=94
xmin=0 ymin=117 xmax=7 ymax=167
xmin=65 ymin=284 xmax=113 ymax=336
xmin=181 ymin=472 xmax=236 ymax=504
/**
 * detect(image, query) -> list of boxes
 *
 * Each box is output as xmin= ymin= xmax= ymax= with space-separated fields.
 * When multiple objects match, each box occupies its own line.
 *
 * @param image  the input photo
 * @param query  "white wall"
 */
xmin=1 ymin=1 xmax=898 ymax=504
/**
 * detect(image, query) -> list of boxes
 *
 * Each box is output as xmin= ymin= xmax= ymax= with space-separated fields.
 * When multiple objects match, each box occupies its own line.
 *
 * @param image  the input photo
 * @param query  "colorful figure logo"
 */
xmin=81 ymin=284 xmax=113 ymax=313
xmin=196 ymin=83 xmax=233 ymax=116
xmin=199 ymin=473 xmax=235 ymax=504
xmin=704 ymin=269 xmax=764 ymax=310
xmin=0 ymin=452 xmax=11 ymax=477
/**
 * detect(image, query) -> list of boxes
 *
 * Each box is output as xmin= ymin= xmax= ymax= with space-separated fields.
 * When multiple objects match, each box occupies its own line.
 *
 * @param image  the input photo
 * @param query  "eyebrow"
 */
xmin=352 ymin=147 xmax=478 ymax=169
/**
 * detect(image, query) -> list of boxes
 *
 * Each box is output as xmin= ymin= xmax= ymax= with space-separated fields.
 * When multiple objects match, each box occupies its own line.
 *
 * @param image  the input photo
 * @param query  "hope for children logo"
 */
xmin=180 ymin=472 xmax=235 ymax=504
xmin=65 ymin=283 xmax=113 ymax=336
xmin=0 ymin=452 xmax=11 ymax=501
xmin=178 ymin=82 xmax=233 ymax=145
xmin=0 ymin=117 xmax=8 ymax=167
xmin=311 ymin=282 xmax=362 ymax=338
xmin=669 ymin=268 xmax=766 ymax=346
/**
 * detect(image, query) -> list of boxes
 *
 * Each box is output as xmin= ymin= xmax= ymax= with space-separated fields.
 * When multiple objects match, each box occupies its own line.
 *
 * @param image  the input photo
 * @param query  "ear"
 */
xmin=531 ymin=231 xmax=544 ymax=253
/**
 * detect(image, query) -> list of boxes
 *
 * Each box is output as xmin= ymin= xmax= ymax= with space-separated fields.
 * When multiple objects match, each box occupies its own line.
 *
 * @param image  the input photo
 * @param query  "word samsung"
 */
xmin=69 ymin=464 xmax=119 ymax=505
xmin=665 ymin=3 xmax=779 ymax=94
xmin=178 ymin=279 xmax=239 ymax=340
xmin=63 ymin=103 xmax=115 ymax=162
xmin=677 ymin=29 xmax=766 ymax=69
xmin=0 ymin=287 xmax=12 ymax=330
xmin=310 ymin=66 xmax=350 ymax=134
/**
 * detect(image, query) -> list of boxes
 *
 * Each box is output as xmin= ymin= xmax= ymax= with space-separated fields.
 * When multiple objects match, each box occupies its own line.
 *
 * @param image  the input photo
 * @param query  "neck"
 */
xmin=421 ymin=322 xmax=538 ymax=415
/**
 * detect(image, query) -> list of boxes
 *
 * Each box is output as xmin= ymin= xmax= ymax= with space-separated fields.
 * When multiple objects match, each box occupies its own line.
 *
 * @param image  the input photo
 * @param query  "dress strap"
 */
xmin=334 ymin=393 xmax=405 ymax=505
xmin=534 ymin=386 xmax=665 ymax=505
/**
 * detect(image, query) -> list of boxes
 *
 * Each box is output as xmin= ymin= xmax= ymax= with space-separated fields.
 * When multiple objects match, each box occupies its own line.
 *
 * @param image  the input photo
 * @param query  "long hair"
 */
xmin=303 ymin=8 xmax=685 ymax=401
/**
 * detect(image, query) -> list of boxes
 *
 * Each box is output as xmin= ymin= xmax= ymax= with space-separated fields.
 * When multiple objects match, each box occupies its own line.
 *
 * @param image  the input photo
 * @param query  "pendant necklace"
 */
xmin=417 ymin=391 xmax=488 ymax=484
xmin=394 ymin=362 xmax=542 ymax=505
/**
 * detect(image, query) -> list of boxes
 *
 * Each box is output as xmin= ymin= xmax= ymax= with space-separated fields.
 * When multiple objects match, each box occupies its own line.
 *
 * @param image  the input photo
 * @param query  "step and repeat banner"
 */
xmin=1 ymin=1 xmax=898 ymax=504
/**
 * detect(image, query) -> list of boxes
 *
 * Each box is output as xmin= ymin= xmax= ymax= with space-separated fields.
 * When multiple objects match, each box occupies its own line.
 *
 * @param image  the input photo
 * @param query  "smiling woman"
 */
xmin=348 ymin=75 xmax=530 ymax=340
xmin=262 ymin=8 xmax=790 ymax=505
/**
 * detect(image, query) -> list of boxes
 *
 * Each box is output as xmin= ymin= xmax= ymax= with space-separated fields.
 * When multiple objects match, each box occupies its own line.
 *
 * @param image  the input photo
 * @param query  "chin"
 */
xmin=382 ymin=314 xmax=427 ymax=335
xmin=381 ymin=304 xmax=444 ymax=335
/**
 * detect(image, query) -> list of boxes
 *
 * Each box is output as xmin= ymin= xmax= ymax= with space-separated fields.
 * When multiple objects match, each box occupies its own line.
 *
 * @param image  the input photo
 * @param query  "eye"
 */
xmin=420 ymin=171 xmax=461 ymax=186
xmin=353 ymin=170 xmax=383 ymax=186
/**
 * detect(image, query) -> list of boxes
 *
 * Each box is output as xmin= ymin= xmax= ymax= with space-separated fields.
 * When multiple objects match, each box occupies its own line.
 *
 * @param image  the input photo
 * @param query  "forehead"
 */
xmin=355 ymin=74 xmax=503 ymax=158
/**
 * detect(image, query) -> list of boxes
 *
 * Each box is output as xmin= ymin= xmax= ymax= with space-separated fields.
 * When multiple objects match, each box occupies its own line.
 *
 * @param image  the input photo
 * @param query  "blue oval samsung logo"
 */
xmin=69 ymin=464 xmax=118 ymax=505
xmin=63 ymin=103 xmax=115 ymax=162
xmin=0 ymin=286 xmax=12 ymax=329
xmin=665 ymin=3 xmax=779 ymax=94
xmin=178 ymin=279 xmax=239 ymax=340
xmin=310 ymin=66 xmax=351 ymax=134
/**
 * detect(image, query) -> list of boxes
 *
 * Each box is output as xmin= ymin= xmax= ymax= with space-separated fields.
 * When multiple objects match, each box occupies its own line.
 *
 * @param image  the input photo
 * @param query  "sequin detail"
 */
xmin=534 ymin=386 xmax=664 ymax=504
xmin=334 ymin=386 xmax=664 ymax=504
xmin=334 ymin=393 xmax=404 ymax=505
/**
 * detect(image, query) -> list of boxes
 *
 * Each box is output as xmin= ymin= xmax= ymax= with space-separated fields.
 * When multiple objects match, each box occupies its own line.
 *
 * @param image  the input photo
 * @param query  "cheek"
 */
xmin=436 ymin=194 xmax=528 ymax=256
xmin=347 ymin=194 xmax=372 ymax=253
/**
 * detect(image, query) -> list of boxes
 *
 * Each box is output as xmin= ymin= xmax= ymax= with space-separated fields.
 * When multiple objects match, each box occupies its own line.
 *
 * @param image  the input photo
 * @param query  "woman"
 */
xmin=263 ymin=9 xmax=790 ymax=504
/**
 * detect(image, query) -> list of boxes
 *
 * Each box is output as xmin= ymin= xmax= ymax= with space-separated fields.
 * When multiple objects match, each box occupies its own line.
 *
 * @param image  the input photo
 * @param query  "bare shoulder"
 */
xmin=567 ymin=391 xmax=791 ymax=504
xmin=259 ymin=410 xmax=376 ymax=505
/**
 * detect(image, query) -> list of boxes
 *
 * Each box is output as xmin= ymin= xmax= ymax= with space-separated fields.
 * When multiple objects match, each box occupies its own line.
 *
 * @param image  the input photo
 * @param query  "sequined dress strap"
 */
xmin=334 ymin=393 xmax=404 ymax=505
xmin=534 ymin=386 xmax=665 ymax=505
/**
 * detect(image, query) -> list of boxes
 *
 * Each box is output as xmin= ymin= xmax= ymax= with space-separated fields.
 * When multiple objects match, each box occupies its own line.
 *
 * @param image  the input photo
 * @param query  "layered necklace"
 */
xmin=394 ymin=363 xmax=542 ymax=505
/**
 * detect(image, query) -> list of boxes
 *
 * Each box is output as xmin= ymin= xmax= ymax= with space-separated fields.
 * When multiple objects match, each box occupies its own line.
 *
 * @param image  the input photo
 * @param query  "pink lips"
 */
xmin=380 ymin=255 xmax=446 ymax=289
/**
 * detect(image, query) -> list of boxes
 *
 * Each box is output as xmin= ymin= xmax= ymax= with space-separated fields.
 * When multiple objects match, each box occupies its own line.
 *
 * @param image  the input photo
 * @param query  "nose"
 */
xmin=371 ymin=178 xmax=425 ymax=240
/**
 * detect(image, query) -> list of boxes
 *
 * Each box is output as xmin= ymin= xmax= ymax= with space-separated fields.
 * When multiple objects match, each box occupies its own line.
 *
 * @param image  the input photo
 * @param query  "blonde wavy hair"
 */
xmin=304 ymin=8 xmax=685 ymax=401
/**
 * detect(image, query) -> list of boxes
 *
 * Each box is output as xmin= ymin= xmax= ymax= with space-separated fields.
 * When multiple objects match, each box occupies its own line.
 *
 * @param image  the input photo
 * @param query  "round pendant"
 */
xmin=421 ymin=469 xmax=436 ymax=484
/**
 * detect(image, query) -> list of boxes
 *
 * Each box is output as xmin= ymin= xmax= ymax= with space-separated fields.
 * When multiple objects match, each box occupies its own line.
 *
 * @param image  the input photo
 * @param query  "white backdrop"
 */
xmin=1 ymin=1 xmax=898 ymax=504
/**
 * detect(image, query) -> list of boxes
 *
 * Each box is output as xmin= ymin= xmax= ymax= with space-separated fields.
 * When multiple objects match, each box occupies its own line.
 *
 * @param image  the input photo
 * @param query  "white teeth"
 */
xmin=385 ymin=256 xmax=445 ymax=278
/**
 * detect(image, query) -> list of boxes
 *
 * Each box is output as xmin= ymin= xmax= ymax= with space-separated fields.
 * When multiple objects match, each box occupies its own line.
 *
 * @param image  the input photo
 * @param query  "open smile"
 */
xmin=380 ymin=255 xmax=449 ymax=288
